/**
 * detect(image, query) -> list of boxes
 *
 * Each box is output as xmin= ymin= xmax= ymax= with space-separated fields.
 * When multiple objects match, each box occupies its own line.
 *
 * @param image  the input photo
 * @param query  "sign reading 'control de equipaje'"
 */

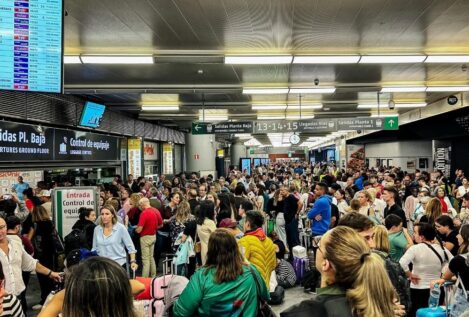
xmin=54 ymin=130 xmax=119 ymax=161
xmin=0 ymin=121 xmax=120 ymax=162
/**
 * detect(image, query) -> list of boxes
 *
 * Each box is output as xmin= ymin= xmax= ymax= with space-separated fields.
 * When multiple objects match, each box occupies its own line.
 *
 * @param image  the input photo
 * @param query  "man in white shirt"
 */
xmin=0 ymin=217 xmax=61 ymax=312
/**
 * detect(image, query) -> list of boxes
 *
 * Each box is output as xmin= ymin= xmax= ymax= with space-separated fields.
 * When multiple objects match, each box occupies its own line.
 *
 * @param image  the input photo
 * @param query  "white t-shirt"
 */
xmin=458 ymin=186 xmax=469 ymax=198
xmin=399 ymin=242 xmax=453 ymax=289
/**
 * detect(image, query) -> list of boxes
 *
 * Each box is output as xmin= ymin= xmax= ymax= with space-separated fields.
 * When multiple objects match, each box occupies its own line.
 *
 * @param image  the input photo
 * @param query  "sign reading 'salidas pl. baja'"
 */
xmin=53 ymin=187 xmax=99 ymax=237
xmin=0 ymin=121 xmax=54 ymax=160
xmin=0 ymin=121 xmax=121 ymax=162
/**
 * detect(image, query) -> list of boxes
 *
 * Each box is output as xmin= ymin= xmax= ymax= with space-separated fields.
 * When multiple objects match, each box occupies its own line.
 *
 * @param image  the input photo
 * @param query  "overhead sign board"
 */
xmin=0 ymin=121 xmax=121 ymax=162
xmin=0 ymin=121 xmax=54 ymax=161
xmin=337 ymin=117 xmax=398 ymax=131
xmin=254 ymin=117 xmax=398 ymax=133
xmin=213 ymin=122 xmax=253 ymax=133
xmin=254 ymin=120 xmax=336 ymax=133
xmin=54 ymin=130 xmax=120 ymax=161
xmin=192 ymin=117 xmax=399 ymax=135
xmin=192 ymin=122 xmax=210 ymax=135
xmin=192 ymin=122 xmax=253 ymax=134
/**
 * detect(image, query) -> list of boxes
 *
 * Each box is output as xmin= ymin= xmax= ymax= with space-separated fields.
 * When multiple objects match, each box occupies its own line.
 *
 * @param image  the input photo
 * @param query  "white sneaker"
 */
xmin=32 ymin=304 xmax=42 ymax=310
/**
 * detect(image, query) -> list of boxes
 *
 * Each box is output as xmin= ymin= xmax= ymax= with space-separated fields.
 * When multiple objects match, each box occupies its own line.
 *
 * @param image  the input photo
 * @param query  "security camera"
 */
xmin=314 ymin=78 xmax=319 ymax=86
xmin=388 ymin=100 xmax=395 ymax=110
xmin=357 ymin=130 xmax=362 ymax=134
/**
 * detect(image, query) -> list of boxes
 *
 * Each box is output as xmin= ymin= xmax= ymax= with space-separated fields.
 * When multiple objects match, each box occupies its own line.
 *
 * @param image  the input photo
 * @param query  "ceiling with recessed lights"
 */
xmin=63 ymin=0 xmax=469 ymax=134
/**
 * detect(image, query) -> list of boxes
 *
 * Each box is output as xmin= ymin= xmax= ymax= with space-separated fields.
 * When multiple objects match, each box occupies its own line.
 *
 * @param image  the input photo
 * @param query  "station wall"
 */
xmin=364 ymin=141 xmax=433 ymax=172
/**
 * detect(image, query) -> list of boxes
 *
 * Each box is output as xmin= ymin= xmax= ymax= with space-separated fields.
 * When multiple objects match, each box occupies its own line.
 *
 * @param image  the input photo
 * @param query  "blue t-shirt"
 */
xmin=13 ymin=182 xmax=29 ymax=201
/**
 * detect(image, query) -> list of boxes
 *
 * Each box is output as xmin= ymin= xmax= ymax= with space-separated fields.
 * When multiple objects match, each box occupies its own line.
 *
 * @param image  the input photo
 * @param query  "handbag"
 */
xmin=248 ymin=266 xmax=277 ymax=317
xmin=194 ymin=233 xmax=201 ymax=254
xmin=449 ymin=275 xmax=469 ymax=316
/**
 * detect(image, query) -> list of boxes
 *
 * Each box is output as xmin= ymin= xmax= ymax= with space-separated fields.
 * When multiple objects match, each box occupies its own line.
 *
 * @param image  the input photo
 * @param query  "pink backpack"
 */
xmin=151 ymin=275 xmax=189 ymax=317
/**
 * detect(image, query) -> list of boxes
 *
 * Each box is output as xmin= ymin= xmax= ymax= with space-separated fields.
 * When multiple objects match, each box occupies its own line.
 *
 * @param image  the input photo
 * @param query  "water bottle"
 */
xmin=428 ymin=283 xmax=441 ymax=309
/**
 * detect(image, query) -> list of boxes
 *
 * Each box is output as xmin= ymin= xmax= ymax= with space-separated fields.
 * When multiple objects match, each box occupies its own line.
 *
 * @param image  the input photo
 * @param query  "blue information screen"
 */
xmin=79 ymin=102 xmax=106 ymax=128
xmin=0 ymin=0 xmax=63 ymax=93
xmin=241 ymin=158 xmax=251 ymax=176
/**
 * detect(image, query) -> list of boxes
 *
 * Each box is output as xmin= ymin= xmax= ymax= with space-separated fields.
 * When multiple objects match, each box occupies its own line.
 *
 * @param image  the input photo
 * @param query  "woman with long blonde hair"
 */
xmin=282 ymin=226 xmax=396 ymax=317
xmin=419 ymin=197 xmax=443 ymax=225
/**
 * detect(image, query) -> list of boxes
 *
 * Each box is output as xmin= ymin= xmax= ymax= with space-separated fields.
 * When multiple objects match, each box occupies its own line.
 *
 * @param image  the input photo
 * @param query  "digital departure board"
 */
xmin=0 ymin=0 xmax=63 ymax=93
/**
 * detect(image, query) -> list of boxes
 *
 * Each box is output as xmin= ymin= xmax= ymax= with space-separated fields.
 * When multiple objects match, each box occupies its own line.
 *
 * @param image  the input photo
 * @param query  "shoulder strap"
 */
xmin=248 ymin=265 xmax=262 ymax=298
xmin=423 ymin=242 xmax=444 ymax=265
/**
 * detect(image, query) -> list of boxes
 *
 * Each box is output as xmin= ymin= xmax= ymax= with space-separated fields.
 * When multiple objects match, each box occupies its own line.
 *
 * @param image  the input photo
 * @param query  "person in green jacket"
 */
xmin=173 ymin=228 xmax=269 ymax=317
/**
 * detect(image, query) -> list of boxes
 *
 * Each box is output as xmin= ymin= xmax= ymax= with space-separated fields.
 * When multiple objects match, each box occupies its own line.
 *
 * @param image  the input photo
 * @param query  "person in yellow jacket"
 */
xmin=238 ymin=210 xmax=277 ymax=287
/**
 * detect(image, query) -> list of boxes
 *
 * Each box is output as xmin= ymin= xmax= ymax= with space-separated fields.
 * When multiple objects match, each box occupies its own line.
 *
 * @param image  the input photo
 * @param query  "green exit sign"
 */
xmin=383 ymin=117 xmax=398 ymax=130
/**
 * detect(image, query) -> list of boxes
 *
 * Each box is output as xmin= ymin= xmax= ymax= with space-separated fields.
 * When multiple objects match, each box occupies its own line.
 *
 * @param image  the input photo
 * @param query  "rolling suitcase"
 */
xmin=293 ymin=257 xmax=308 ymax=282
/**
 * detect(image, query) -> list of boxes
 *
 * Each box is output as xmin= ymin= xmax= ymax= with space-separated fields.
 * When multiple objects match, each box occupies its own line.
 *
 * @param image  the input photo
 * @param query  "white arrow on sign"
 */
xmin=388 ymin=119 xmax=395 ymax=127
xmin=194 ymin=124 xmax=201 ymax=131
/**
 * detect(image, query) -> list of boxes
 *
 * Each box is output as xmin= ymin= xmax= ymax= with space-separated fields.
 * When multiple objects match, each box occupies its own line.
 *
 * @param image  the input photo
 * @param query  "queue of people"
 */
xmin=3 ymin=163 xmax=469 ymax=316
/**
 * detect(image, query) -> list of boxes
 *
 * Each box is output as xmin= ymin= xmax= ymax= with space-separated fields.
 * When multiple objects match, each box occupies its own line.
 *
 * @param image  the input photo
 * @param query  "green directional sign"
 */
xmin=383 ymin=117 xmax=399 ymax=130
xmin=191 ymin=122 xmax=209 ymax=135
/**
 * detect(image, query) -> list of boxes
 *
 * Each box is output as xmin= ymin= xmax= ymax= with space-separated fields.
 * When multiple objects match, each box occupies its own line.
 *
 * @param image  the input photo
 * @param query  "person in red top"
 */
xmin=136 ymin=197 xmax=163 ymax=277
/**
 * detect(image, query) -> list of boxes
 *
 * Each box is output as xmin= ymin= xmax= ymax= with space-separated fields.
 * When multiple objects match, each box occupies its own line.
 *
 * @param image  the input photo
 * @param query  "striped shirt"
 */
xmin=3 ymin=294 xmax=24 ymax=317
xmin=275 ymin=259 xmax=297 ymax=287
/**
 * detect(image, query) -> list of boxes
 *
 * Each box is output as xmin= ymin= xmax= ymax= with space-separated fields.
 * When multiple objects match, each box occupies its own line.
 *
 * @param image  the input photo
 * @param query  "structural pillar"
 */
xmin=185 ymin=133 xmax=216 ymax=174
xmin=231 ymin=140 xmax=246 ymax=169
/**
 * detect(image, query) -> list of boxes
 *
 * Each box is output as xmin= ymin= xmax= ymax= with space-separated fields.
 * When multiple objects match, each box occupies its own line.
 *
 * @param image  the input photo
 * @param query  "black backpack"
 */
xmin=374 ymin=251 xmax=411 ymax=314
xmin=64 ymin=225 xmax=90 ymax=255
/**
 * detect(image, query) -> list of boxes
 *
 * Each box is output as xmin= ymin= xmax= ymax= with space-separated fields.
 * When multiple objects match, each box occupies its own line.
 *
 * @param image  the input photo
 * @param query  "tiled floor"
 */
xmin=272 ymin=286 xmax=313 ymax=315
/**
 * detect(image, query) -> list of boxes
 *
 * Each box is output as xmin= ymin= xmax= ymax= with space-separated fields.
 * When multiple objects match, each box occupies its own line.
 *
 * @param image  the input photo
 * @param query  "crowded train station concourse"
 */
xmin=2 ymin=0 xmax=469 ymax=316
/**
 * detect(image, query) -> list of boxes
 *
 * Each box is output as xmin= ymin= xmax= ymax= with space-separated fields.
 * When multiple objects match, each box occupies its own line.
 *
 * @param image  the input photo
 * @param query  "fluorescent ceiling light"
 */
xmin=293 ymin=55 xmax=360 ymax=64
xmin=235 ymin=134 xmax=252 ymax=139
xmin=286 ymin=115 xmax=315 ymax=119
xmin=289 ymin=87 xmax=336 ymax=94
xmin=199 ymin=115 xmax=228 ymax=121
xmin=381 ymin=86 xmax=427 ymax=93
xmin=426 ymin=86 xmax=469 ymax=92
xmin=425 ymin=55 xmax=469 ymax=63
xmin=370 ymin=114 xmax=399 ymax=118
xmin=243 ymin=88 xmax=289 ymax=94
xmin=252 ymin=105 xmax=287 ymax=110
xmin=80 ymin=55 xmax=154 ymax=64
xmin=357 ymin=104 xmax=379 ymax=109
xmin=287 ymin=104 xmax=323 ymax=110
xmin=64 ymin=56 xmax=81 ymax=64
xmin=395 ymin=103 xmax=427 ymax=108
xmin=258 ymin=115 xmax=285 ymax=120
xmin=141 ymin=105 xmax=179 ymax=111
xmin=244 ymin=138 xmax=262 ymax=146
xmin=359 ymin=55 xmax=426 ymax=64
xmin=225 ymin=55 xmax=292 ymax=64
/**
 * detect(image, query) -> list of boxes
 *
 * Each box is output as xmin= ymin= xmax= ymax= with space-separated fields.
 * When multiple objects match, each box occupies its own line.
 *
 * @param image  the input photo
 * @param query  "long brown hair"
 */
xmin=204 ymin=229 xmax=244 ymax=283
xmin=425 ymin=197 xmax=442 ymax=225
xmin=323 ymin=226 xmax=395 ymax=317
xmin=32 ymin=205 xmax=50 ymax=222
xmin=63 ymin=256 xmax=136 ymax=317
